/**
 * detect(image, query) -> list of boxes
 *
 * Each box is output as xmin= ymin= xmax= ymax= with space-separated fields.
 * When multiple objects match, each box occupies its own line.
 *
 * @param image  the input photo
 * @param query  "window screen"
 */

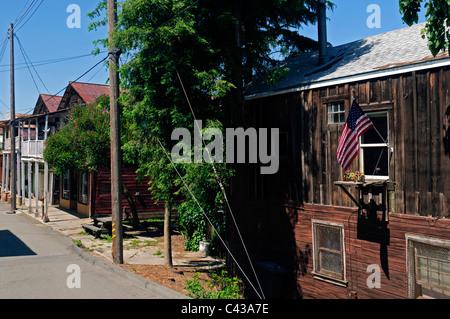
xmin=313 ymin=221 xmax=346 ymax=282
xmin=409 ymin=239 xmax=450 ymax=299
xmin=407 ymin=235 xmax=450 ymax=299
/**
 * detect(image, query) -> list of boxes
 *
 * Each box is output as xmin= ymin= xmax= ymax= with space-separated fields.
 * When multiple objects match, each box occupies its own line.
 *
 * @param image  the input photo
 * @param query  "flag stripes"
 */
xmin=337 ymin=101 xmax=373 ymax=170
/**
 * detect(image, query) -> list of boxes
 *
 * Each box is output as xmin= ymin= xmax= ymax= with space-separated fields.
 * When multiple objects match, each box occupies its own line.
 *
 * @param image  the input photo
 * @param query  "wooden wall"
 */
xmin=238 ymin=65 xmax=450 ymax=299
xmin=233 ymin=199 xmax=450 ymax=299
xmin=245 ymin=66 xmax=450 ymax=217
xmin=91 ymin=166 xmax=165 ymax=218
xmin=294 ymin=203 xmax=450 ymax=299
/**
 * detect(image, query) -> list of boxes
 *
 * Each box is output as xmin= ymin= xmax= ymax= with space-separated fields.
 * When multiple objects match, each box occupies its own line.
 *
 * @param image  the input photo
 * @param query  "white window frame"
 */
xmin=312 ymin=219 xmax=347 ymax=286
xmin=359 ymin=111 xmax=389 ymax=180
xmin=406 ymin=234 xmax=450 ymax=299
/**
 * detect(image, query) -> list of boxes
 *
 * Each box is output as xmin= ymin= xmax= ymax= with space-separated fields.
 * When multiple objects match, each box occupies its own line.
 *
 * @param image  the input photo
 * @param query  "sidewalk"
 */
xmin=16 ymin=199 xmax=225 ymax=269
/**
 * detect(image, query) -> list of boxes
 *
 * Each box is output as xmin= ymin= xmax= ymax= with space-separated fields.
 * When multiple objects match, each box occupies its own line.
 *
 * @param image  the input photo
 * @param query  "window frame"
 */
xmin=312 ymin=219 xmax=347 ymax=286
xmin=406 ymin=234 xmax=450 ymax=299
xmin=359 ymin=111 xmax=390 ymax=180
xmin=62 ymin=170 xmax=70 ymax=200
xmin=78 ymin=171 xmax=88 ymax=205
xmin=326 ymin=101 xmax=346 ymax=125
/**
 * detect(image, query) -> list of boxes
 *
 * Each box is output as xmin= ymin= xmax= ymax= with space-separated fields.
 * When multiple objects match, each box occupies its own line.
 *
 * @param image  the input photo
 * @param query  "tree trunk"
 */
xmin=164 ymin=201 xmax=173 ymax=267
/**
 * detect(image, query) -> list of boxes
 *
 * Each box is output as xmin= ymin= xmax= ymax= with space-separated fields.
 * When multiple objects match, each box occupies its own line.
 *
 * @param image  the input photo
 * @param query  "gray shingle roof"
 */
xmin=245 ymin=22 xmax=450 ymax=98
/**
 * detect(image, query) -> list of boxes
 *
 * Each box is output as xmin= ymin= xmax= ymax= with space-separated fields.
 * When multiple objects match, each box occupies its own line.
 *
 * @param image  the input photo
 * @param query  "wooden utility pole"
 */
xmin=9 ymin=23 xmax=16 ymax=213
xmin=108 ymin=0 xmax=123 ymax=264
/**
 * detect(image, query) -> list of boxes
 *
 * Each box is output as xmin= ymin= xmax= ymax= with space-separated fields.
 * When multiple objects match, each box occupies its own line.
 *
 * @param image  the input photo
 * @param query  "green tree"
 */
xmin=88 ymin=0 xmax=329 ymax=267
xmin=43 ymin=96 xmax=110 ymax=176
xmin=44 ymin=95 xmax=142 ymax=228
xmin=400 ymin=0 xmax=450 ymax=56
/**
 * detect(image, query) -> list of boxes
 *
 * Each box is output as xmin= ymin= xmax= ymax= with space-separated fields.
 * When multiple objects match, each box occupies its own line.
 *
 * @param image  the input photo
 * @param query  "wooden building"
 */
xmin=237 ymin=22 xmax=450 ymax=299
xmin=1 ymin=81 xmax=163 ymax=220
xmin=55 ymin=81 xmax=164 ymax=218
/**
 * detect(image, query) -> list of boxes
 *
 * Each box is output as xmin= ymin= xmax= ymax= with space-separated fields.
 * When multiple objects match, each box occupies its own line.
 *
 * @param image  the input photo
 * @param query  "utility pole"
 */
xmin=9 ymin=23 xmax=16 ymax=213
xmin=108 ymin=0 xmax=123 ymax=264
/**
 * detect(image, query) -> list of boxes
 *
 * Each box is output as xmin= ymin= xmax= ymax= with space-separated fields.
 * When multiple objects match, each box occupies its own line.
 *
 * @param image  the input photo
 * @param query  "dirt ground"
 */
xmin=118 ymin=234 xmax=214 ymax=296
xmin=73 ymin=219 xmax=224 ymax=297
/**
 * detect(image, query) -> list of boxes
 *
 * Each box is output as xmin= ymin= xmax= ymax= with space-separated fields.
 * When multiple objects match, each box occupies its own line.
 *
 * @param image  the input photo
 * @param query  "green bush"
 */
xmin=184 ymin=270 xmax=244 ymax=299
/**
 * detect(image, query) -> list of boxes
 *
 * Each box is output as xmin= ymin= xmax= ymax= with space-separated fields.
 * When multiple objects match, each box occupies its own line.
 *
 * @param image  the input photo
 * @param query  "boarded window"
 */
xmin=312 ymin=220 xmax=346 ymax=284
xmin=407 ymin=235 xmax=450 ymax=299
xmin=327 ymin=102 xmax=345 ymax=124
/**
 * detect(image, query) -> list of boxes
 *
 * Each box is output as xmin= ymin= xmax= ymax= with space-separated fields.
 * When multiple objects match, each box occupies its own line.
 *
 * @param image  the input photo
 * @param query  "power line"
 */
xmin=0 ymin=36 xmax=8 ymax=65
xmin=156 ymin=137 xmax=264 ymax=299
xmin=14 ymin=0 xmax=45 ymax=33
xmin=15 ymin=35 xmax=51 ymax=94
xmin=20 ymin=54 xmax=109 ymax=115
xmin=16 ymin=35 xmax=41 ymax=95
xmin=0 ymin=52 xmax=108 ymax=72
xmin=175 ymin=71 xmax=266 ymax=299
xmin=14 ymin=0 xmax=38 ymax=27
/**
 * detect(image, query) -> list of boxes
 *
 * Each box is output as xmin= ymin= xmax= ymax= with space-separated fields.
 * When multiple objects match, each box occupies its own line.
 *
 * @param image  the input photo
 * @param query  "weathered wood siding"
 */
xmin=245 ymin=66 xmax=450 ymax=217
xmin=294 ymin=203 xmax=450 ymax=299
xmin=238 ymin=65 xmax=450 ymax=299
xmin=91 ymin=167 xmax=165 ymax=218
xmin=235 ymin=200 xmax=450 ymax=299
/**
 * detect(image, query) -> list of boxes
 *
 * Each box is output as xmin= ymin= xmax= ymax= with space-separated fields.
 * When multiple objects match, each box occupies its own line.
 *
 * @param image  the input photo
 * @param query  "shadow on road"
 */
xmin=0 ymin=229 xmax=37 ymax=257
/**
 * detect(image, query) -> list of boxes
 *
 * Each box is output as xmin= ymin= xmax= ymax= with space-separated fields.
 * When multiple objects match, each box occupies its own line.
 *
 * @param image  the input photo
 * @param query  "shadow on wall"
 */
xmin=444 ymin=105 xmax=450 ymax=157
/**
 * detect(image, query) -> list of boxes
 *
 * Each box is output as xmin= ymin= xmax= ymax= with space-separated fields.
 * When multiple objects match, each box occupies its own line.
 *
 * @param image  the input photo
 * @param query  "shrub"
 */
xmin=184 ymin=270 xmax=244 ymax=299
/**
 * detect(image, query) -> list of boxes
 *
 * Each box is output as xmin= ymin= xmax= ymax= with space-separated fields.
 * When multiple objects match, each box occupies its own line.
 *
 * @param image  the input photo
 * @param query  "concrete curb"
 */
xmin=69 ymin=240 xmax=190 ymax=299
xmin=18 ymin=208 xmax=189 ymax=299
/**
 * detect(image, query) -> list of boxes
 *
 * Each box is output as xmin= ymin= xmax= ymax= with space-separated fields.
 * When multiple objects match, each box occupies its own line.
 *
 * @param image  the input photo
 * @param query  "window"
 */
xmin=327 ymin=102 xmax=346 ymax=124
xmin=360 ymin=111 xmax=389 ymax=179
xmin=312 ymin=220 xmax=346 ymax=284
xmin=407 ymin=235 xmax=450 ymax=299
xmin=78 ymin=172 xmax=88 ymax=205
xmin=62 ymin=171 xmax=70 ymax=200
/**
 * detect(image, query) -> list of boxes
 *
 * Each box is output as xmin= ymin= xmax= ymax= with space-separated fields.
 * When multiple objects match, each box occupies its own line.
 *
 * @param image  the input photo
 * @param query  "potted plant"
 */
xmin=344 ymin=169 xmax=365 ymax=182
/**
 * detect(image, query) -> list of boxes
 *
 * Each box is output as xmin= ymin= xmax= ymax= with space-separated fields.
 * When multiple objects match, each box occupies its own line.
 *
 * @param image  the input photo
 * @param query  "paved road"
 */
xmin=0 ymin=202 xmax=187 ymax=299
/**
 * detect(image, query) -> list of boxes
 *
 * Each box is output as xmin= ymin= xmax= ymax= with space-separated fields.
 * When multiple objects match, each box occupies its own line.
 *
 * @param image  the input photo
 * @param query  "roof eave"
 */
xmin=245 ymin=56 xmax=450 ymax=101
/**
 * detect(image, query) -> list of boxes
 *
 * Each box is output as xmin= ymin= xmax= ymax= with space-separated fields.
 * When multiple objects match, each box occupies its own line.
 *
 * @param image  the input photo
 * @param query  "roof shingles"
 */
xmin=246 ymin=23 xmax=450 ymax=97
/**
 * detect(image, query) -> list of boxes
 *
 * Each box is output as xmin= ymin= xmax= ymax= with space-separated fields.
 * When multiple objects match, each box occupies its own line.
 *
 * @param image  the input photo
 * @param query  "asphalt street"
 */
xmin=0 ymin=201 xmax=187 ymax=299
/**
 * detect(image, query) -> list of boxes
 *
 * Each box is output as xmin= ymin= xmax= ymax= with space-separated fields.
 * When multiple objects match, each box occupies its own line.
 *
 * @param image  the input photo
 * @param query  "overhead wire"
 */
xmin=16 ymin=35 xmax=42 ymax=95
xmin=175 ymin=71 xmax=266 ymax=299
xmin=15 ymin=34 xmax=51 ymax=94
xmin=14 ymin=0 xmax=37 ymax=27
xmin=156 ymin=137 xmax=264 ymax=300
xmin=19 ymin=54 xmax=109 ymax=116
xmin=126 ymin=0 xmax=266 ymax=298
xmin=0 ymin=51 xmax=108 ymax=72
xmin=14 ymin=0 xmax=45 ymax=33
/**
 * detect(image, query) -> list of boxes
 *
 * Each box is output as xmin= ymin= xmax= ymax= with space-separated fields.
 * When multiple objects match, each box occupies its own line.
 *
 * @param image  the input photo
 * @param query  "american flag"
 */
xmin=337 ymin=100 xmax=374 ymax=170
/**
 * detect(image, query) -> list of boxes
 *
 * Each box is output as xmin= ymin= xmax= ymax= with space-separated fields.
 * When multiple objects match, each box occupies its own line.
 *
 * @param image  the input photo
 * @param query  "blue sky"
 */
xmin=0 ymin=0 xmax=427 ymax=115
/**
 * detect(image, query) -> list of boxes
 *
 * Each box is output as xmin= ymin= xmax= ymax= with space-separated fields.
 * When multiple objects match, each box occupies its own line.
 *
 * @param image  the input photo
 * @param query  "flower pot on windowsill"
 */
xmin=343 ymin=170 xmax=365 ymax=183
